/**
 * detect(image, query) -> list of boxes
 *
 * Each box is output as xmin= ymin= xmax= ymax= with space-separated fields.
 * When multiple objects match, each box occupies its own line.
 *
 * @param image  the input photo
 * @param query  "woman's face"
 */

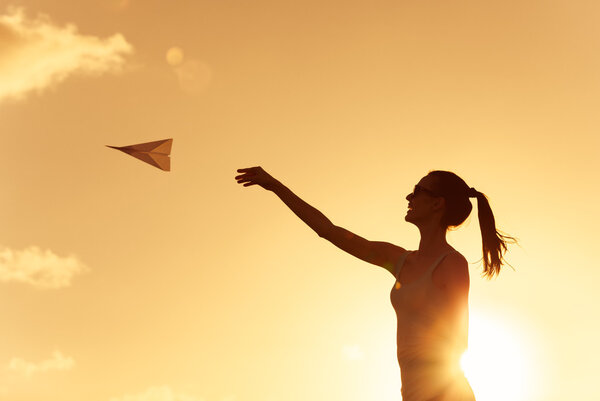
xmin=405 ymin=175 xmax=442 ymax=224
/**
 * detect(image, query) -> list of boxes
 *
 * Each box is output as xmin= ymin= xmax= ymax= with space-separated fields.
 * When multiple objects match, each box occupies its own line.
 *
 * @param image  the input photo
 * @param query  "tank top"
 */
xmin=390 ymin=250 xmax=472 ymax=401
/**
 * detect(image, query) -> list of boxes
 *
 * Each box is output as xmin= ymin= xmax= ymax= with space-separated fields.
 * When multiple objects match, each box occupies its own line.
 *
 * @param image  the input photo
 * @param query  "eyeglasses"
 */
xmin=411 ymin=185 xmax=440 ymax=198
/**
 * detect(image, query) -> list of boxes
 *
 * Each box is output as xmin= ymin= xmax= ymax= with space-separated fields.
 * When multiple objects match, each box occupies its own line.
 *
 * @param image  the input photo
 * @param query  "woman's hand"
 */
xmin=235 ymin=166 xmax=280 ymax=191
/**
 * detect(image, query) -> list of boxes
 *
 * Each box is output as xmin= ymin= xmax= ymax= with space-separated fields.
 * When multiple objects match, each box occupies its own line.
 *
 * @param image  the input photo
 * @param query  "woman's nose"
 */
xmin=406 ymin=193 xmax=412 ymax=201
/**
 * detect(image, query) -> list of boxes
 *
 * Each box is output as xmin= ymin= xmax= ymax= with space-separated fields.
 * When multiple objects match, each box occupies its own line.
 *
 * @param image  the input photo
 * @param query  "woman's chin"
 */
xmin=405 ymin=210 xmax=420 ymax=225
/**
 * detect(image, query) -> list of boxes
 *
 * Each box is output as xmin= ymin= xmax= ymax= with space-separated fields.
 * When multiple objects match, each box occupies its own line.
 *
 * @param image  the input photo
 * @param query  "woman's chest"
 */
xmin=390 ymin=278 xmax=437 ymax=313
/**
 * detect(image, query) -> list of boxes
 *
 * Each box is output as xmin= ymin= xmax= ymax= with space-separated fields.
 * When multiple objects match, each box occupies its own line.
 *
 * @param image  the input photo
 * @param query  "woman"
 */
xmin=235 ymin=167 xmax=514 ymax=401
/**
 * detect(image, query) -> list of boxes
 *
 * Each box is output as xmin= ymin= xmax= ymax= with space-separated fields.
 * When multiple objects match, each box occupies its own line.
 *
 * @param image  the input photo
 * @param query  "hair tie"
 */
xmin=468 ymin=187 xmax=478 ymax=198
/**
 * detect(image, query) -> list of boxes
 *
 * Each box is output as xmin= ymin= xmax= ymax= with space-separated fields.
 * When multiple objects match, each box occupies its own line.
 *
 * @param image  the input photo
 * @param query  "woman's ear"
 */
xmin=433 ymin=197 xmax=445 ymax=212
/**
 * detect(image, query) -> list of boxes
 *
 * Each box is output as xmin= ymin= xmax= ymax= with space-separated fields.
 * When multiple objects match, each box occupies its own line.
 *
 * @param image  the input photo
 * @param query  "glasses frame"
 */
xmin=411 ymin=185 xmax=441 ymax=198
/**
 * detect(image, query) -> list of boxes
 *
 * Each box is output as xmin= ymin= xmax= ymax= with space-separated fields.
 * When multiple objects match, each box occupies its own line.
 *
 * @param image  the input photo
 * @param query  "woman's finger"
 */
xmin=235 ymin=171 xmax=258 ymax=179
xmin=239 ymin=177 xmax=260 ymax=184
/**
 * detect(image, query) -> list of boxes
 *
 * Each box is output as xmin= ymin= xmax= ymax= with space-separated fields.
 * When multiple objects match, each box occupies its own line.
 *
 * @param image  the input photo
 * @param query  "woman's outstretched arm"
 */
xmin=235 ymin=166 xmax=405 ymax=275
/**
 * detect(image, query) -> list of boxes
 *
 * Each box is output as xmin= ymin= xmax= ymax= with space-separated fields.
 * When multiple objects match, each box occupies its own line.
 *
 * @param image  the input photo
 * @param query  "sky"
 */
xmin=1 ymin=1 xmax=599 ymax=400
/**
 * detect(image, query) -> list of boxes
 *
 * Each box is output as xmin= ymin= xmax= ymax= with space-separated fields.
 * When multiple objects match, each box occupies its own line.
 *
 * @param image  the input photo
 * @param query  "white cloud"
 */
xmin=0 ymin=245 xmax=89 ymax=289
xmin=109 ymin=386 xmax=206 ymax=401
xmin=7 ymin=350 xmax=75 ymax=377
xmin=0 ymin=7 xmax=132 ymax=101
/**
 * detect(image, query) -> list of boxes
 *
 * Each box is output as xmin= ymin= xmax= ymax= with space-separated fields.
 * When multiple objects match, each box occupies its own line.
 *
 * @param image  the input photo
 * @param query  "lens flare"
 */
xmin=166 ymin=47 xmax=184 ymax=66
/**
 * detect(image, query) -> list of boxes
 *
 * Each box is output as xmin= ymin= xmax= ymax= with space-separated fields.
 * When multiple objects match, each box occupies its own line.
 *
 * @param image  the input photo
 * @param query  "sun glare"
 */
xmin=461 ymin=311 xmax=537 ymax=401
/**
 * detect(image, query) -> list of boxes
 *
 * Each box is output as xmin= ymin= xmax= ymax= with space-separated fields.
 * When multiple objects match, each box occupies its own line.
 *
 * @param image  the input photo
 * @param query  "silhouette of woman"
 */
xmin=235 ymin=167 xmax=515 ymax=401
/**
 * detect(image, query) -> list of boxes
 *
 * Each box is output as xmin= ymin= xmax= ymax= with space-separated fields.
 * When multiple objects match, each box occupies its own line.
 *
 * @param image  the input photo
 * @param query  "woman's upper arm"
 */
xmin=322 ymin=225 xmax=406 ymax=275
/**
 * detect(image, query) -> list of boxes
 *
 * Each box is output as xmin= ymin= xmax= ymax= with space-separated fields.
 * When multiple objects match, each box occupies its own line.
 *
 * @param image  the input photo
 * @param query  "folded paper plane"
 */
xmin=107 ymin=139 xmax=173 ymax=171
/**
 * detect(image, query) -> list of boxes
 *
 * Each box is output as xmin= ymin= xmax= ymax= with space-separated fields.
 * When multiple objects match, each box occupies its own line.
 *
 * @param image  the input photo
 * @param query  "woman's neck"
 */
xmin=417 ymin=221 xmax=451 ymax=257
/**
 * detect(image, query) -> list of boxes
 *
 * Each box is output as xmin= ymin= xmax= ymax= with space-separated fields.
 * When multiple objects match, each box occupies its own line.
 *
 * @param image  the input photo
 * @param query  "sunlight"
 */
xmin=461 ymin=311 xmax=536 ymax=401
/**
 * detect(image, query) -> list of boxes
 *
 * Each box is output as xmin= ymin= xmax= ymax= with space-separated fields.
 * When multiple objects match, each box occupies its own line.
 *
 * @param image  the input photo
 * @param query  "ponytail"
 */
xmin=471 ymin=189 xmax=516 ymax=278
xmin=428 ymin=171 xmax=516 ymax=279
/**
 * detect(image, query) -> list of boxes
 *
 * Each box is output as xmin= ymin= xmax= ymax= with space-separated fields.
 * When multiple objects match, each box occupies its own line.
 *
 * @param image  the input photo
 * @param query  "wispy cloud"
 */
xmin=173 ymin=60 xmax=212 ymax=94
xmin=0 ymin=7 xmax=132 ymax=102
xmin=109 ymin=386 xmax=206 ymax=401
xmin=0 ymin=245 xmax=88 ymax=289
xmin=7 ymin=351 xmax=75 ymax=377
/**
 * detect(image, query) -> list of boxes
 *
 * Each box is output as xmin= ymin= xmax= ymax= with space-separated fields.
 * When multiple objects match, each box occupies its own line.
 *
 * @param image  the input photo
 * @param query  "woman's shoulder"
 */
xmin=432 ymin=250 xmax=470 ymax=291
xmin=446 ymin=250 xmax=468 ymax=265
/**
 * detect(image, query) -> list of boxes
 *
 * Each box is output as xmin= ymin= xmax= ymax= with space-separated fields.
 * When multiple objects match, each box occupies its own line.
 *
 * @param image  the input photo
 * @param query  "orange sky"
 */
xmin=1 ymin=1 xmax=599 ymax=401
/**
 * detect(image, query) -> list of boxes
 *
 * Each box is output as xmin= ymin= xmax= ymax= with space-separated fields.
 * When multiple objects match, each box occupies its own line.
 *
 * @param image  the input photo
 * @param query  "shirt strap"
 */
xmin=394 ymin=251 xmax=412 ymax=279
xmin=427 ymin=250 xmax=457 ymax=275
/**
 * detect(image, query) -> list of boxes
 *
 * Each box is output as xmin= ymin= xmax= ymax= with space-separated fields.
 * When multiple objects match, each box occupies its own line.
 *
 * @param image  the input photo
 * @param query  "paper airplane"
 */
xmin=107 ymin=139 xmax=173 ymax=171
